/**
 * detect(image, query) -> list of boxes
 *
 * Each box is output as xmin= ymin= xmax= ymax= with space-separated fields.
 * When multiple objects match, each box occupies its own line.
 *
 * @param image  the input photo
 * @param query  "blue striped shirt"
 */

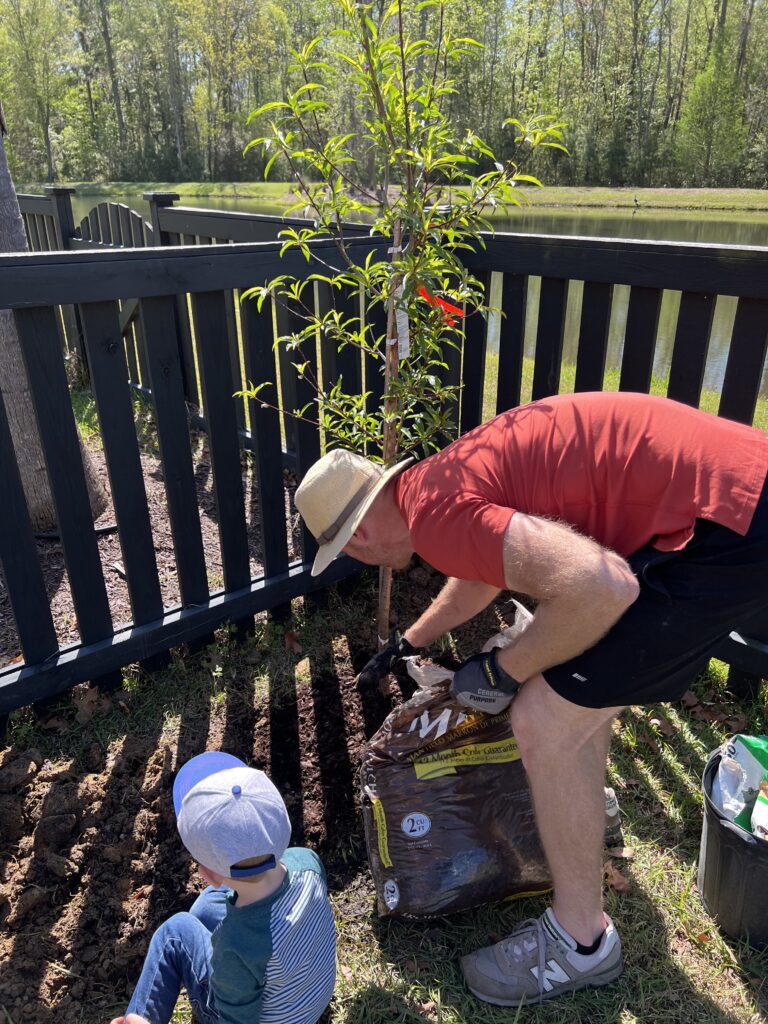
xmin=210 ymin=848 xmax=336 ymax=1024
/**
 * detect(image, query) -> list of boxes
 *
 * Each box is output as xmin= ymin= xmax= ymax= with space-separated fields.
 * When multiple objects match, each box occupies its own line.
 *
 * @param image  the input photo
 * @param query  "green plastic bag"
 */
xmin=713 ymin=735 xmax=768 ymax=830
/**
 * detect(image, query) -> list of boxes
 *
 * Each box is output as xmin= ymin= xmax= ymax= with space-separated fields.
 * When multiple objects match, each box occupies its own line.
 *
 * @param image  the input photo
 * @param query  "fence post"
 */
xmin=143 ymin=191 xmax=180 ymax=247
xmin=44 ymin=185 xmax=87 ymax=371
xmin=143 ymin=191 xmax=199 ymax=409
xmin=44 ymin=185 xmax=77 ymax=249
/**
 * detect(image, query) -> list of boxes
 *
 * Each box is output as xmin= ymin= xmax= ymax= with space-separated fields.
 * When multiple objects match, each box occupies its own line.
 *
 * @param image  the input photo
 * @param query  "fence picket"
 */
xmin=13 ymin=306 xmax=114 ymax=647
xmin=667 ymin=292 xmax=715 ymax=407
xmin=28 ymin=215 xmax=42 ymax=252
xmin=496 ymin=272 xmax=527 ymax=413
xmin=224 ymin=287 xmax=246 ymax=432
xmin=139 ymin=295 xmax=209 ymax=606
xmin=362 ymin=294 xmax=387 ymax=459
xmin=274 ymin=300 xmax=300 ymax=460
xmin=575 ymin=281 xmax=613 ymax=392
xmin=619 ymin=286 xmax=662 ymax=392
xmin=532 ymin=276 xmax=568 ymax=400
xmin=241 ymin=293 xmax=290 ymax=578
xmin=190 ymin=291 xmax=251 ymax=592
xmin=719 ymin=297 xmax=768 ymax=424
xmin=460 ymin=271 xmax=491 ymax=433
xmin=318 ymin=280 xmax=363 ymax=441
xmin=280 ymin=297 xmax=321 ymax=563
xmin=80 ymin=300 xmax=164 ymax=625
xmin=0 ymin=391 xmax=58 ymax=665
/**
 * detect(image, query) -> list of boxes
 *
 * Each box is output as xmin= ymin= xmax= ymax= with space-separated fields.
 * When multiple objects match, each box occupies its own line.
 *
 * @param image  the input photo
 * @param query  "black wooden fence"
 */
xmin=5 ymin=189 xmax=768 ymax=714
xmin=0 ymin=237 xmax=378 ymax=716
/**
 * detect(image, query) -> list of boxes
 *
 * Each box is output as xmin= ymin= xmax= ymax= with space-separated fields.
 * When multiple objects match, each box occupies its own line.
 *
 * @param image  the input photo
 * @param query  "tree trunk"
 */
xmin=0 ymin=126 xmax=107 ymax=530
xmin=97 ymin=0 xmax=128 ymax=163
xmin=376 ymin=218 xmax=404 ymax=648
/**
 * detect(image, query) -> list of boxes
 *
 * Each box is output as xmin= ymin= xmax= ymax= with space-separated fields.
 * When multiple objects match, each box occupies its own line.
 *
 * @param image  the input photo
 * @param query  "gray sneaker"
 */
xmin=460 ymin=909 xmax=623 ymax=1006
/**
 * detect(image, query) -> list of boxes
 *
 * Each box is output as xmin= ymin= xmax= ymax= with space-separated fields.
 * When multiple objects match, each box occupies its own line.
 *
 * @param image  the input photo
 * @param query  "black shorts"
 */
xmin=543 ymin=473 xmax=768 ymax=709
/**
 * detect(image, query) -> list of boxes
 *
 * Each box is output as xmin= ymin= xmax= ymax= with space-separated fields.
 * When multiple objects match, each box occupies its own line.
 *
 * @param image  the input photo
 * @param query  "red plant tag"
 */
xmin=418 ymin=286 xmax=464 ymax=326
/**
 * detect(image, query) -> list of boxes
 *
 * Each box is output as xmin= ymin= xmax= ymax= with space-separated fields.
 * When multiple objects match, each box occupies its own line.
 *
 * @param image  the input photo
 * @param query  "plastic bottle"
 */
xmin=604 ymin=786 xmax=624 ymax=847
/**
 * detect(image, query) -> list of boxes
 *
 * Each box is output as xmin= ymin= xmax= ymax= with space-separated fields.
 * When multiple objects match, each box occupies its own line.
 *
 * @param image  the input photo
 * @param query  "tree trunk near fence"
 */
xmin=0 ymin=118 xmax=108 ymax=530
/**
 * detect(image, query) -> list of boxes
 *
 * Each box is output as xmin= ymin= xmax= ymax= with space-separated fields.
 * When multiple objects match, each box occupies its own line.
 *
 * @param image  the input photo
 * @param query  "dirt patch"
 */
xmin=0 ymin=646 xmax=372 ymax=1020
xmin=0 ymin=559 xmax=510 ymax=1022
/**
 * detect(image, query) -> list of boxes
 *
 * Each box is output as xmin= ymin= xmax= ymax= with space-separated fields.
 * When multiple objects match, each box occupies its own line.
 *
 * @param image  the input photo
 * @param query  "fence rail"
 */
xmin=6 ymin=189 xmax=768 ymax=711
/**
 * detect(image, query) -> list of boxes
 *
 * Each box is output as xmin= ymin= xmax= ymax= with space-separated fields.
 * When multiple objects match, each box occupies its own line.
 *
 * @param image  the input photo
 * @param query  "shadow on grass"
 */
xmin=340 ymin=984 xmax=442 ymax=1024
xmin=367 ymin=873 xmax=763 ymax=1024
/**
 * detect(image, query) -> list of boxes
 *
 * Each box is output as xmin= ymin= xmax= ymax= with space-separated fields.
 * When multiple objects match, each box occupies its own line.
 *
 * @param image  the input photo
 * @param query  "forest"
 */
xmin=0 ymin=0 xmax=766 ymax=190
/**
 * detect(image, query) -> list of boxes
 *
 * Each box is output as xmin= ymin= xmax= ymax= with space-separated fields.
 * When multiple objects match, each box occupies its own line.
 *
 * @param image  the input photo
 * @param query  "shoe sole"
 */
xmin=465 ymin=957 xmax=624 ymax=1007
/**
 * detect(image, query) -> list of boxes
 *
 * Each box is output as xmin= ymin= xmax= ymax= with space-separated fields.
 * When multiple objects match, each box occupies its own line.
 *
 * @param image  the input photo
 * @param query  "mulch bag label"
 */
xmin=361 ymin=645 xmax=550 ymax=918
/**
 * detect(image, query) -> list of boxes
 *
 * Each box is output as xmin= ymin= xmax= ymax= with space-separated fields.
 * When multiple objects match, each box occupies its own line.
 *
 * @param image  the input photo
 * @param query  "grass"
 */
xmin=521 ymin=187 xmax=768 ymax=213
xmin=479 ymin=352 xmax=768 ymax=435
xmin=4 ymin=596 xmax=767 ymax=1024
xmin=18 ymin=180 xmax=294 ymax=202
xmin=19 ymin=181 xmax=768 ymax=214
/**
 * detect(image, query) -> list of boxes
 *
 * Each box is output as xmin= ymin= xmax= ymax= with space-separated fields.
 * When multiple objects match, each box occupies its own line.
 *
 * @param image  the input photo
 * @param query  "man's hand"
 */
xmin=450 ymin=649 xmax=522 ymax=714
xmin=357 ymin=633 xmax=419 ymax=688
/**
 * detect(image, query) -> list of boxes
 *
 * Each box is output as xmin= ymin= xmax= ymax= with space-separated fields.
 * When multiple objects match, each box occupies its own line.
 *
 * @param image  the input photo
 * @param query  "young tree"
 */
xmin=243 ymin=0 xmax=564 ymax=639
xmin=0 ymin=102 xmax=107 ymax=529
xmin=676 ymin=38 xmax=748 ymax=184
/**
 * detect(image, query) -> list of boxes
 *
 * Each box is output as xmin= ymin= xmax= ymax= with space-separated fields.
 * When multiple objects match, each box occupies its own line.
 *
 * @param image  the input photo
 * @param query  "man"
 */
xmin=294 ymin=391 xmax=768 ymax=1006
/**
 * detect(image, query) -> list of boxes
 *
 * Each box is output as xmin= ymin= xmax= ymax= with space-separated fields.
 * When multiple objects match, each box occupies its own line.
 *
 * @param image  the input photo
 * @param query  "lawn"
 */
xmin=18 ymin=181 xmax=768 ymax=213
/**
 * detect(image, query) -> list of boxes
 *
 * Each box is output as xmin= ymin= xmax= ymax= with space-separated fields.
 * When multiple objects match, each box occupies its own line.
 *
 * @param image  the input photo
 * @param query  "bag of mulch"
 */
xmin=360 ymin=609 xmax=550 ymax=918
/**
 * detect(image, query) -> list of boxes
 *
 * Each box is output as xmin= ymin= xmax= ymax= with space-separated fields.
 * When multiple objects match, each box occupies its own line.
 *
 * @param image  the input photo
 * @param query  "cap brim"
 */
xmin=310 ymin=456 xmax=414 ymax=576
xmin=173 ymin=751 xmax=247 ymax=816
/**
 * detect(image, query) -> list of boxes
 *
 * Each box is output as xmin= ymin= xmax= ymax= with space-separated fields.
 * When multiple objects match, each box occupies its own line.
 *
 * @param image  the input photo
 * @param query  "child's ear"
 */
xmin=198 ymin=863 xmax=225 ymax=888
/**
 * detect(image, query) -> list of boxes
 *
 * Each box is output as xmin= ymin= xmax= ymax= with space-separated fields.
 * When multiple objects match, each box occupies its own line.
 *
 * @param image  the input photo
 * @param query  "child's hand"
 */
xmin=109 ymin=1015 xmax=150 ymax=1024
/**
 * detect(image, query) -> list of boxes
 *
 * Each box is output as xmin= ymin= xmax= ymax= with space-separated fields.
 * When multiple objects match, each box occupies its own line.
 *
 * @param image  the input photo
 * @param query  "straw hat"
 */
xmin=295 ymin=449 xmax=413 ymax=576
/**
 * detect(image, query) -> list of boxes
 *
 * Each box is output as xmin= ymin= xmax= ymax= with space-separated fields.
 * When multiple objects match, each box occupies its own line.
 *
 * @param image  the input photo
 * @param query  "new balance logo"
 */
xmin=531 ymin=959 xmax=571 ymax=992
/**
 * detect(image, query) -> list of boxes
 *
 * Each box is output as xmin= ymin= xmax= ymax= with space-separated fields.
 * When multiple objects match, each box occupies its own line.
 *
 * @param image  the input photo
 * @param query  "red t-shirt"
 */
xmin=393 ymin=392 xmax=768 ymax=589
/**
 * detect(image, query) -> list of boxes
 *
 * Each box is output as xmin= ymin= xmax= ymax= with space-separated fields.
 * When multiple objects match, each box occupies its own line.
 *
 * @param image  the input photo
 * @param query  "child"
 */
xmin=109 ymin=751 xmax=336 ymax=1024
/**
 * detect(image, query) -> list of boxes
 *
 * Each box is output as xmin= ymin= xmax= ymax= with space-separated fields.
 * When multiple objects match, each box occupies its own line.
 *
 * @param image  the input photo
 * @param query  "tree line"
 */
xmin=0 ymin=0 xmax=766 ymax=189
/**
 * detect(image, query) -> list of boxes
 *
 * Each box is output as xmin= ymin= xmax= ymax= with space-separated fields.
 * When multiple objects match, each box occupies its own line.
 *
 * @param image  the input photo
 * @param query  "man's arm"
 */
xmin=404 ymin=577 xmax=502 ymax=648
xmin=494 ymin=511 xmax=639 ymax=683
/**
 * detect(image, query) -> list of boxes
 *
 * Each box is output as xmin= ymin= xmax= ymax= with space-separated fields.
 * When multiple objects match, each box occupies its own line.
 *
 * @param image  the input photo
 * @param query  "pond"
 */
xmin=69 ymin=194 xmax=768 ymax=402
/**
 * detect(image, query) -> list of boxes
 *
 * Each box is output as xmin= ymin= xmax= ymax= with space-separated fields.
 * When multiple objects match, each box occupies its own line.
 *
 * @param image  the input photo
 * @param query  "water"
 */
xmin=69 ymin=194 xmax=768 ymax=401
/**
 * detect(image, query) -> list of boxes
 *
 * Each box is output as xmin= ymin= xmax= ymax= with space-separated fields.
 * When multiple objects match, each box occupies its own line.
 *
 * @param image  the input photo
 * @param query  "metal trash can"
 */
xmin=698 ymin=750 xmax=768 ymax=948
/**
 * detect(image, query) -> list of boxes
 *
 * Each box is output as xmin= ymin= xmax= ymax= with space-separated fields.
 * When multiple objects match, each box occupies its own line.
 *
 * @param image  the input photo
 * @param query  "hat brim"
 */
xmin=310 ymin=456 xmax=414 ymax=576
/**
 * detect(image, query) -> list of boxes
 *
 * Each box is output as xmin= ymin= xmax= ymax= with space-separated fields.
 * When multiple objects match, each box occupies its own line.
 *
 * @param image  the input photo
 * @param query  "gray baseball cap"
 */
xmin=173 ymin=752 xmax=291 ymax=879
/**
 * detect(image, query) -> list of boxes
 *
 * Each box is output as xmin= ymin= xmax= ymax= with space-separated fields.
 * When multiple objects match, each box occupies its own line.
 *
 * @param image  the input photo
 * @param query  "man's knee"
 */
xmin=510 ymin=675 xmax=617 ymax=763
xmin=509 ymin=674 xmax=558 ymax=763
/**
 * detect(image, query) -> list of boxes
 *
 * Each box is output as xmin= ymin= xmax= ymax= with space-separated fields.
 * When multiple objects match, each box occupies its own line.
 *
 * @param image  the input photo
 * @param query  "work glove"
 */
xmin=450 ymin=648 xmax=522 ymax=715
xmin=357 ymin=633 xmax=420 ymax=689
